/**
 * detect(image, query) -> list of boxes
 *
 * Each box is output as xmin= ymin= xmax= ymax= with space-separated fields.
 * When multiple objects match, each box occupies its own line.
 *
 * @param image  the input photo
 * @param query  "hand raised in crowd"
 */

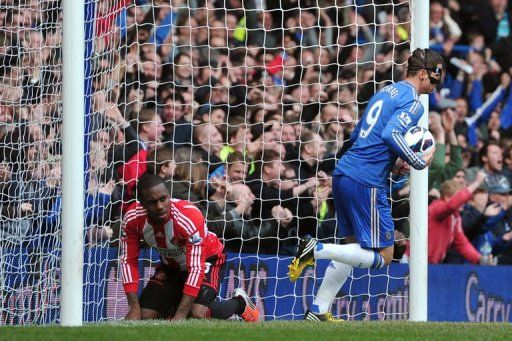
xmin=479 ymin=254 xmax=497 ymax=266
xmin=488 ymin=59 xmax=501 ymax=73
xmin=102 ymin=225 xmax=114 ymax=239
xmin=443 ymin=39 xmax=455 ymax=55
xmin=489 ymin=129 xmax=500 ymax=141
xmin=0 ymin=163 xmax=11 ymax=182
xmin=474 ymin=170 xmax=487 ymax=185
xmin=234 ymin=191 xmax=254 ymax=217
xmin=441 ymin=108 xmax=456 ymax=133
xmin=502 ymin=230 xmax=512 ymax=243
xmin=245 ymin=136 xmax=263 ymax=157
xmin=146 ymin=138 xmax=162 ymax=151
xmin=429 ymin=187 xmax=441 ymax=200
xmin=292 ymin=176 xmax=319 ymax=197
xmin=483 ymin=203 xmax=502 ymax=217
xmin=500 ymin=71 xmax=511 ymax=89
xmin=125 ymin=51 xmax=140 ymax=74
xmin=429 ymin=112 xmax=444 ymax=143
xmin=314 ymin=186 xmax=332 ymax=201
xmin=467 ymin=170 xmax=487 ymax=193
xmin=271 ymin=205 xmax=293 ymax=227
xmin=21 ymin=202 xmax=33 ymax=215
xmin=98 ymin=180 xmax=116 ymax=195
xmin=316 ymin=171 xmax=332 ymax=187
xmin=104 ymin=104 xmax=127 ymax=127
xmin=305 ymin=176 xmax=319 ymax=193
xmin=472 ymin=62 xmax=488 ymax=81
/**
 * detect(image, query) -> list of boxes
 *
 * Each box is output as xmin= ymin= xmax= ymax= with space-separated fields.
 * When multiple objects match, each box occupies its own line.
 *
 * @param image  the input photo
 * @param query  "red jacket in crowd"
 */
xmin=428 ymin=188 xmax=481 ymax=264
xmin=118 ymin=148 xmax=148 ymax=203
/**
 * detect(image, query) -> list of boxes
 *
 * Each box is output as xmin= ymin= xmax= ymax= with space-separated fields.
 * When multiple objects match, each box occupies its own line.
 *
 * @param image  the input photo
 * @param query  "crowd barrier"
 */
xmin=1 ymin=247 xmax=511 ymax=323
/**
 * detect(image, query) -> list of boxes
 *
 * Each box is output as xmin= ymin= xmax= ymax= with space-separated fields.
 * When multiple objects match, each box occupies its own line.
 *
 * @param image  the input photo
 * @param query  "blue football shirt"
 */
xmin=334 ymin=81 xmax=427 ymax=188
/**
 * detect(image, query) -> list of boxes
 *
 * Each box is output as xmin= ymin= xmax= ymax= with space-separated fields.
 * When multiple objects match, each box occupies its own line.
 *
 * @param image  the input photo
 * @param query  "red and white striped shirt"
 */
xmin=120 ymin=199 xmax=223 ymax=297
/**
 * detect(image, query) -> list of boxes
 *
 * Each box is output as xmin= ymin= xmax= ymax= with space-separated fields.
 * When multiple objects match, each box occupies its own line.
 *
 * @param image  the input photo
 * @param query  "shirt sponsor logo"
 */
xmin=156 ymin=246 xmax=184 ymax=258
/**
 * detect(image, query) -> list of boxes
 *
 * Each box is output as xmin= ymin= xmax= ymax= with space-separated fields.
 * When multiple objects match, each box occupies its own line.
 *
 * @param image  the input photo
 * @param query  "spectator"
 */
xmin=479 ymin=178 xmax=512 ymax=264
xmin=296 ymin=130 xmax=329 ymax=181
xmin=502 ymin=144 xmax=512 ymax=184
xmin=206 ymin=181 xmax=293 ymax=254
xmin=209 ymin=151 xmax=249 ymax=184
xmin=160 ymin=92 xmax=193 ymax=148
xmin=479 ymin=0 xmax=512 ymax=44
xmin=168 ymin=148 xmax=208 ymax=204
xmin=429 ymin=0 xmax=462 ymax=54
xmin=146 ymin=146 xmax=175 ymax=180
xmin=427 ymin=172 xmax=494 ymax=265
xmin=115 ymin=107 xmax=164 ymax=200
xmin=247 ymin=149 xmax=318 ymax=237
xmin=192 ymin=122 xmax=224 ymax=174
xmin=428 ymin=102 xmax=462 ymax=190
xmin=218 ymin=118 xmax=257 ymax=161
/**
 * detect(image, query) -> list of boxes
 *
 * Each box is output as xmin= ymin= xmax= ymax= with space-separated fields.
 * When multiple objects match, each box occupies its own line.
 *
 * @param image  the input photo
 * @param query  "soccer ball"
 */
xmin=403 ymin=126 xmax=435 ymax=156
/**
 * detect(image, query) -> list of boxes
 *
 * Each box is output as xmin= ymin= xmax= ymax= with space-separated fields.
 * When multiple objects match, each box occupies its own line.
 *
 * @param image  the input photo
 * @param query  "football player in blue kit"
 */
xmin=288 ymin=48 xmax=444 ymax=322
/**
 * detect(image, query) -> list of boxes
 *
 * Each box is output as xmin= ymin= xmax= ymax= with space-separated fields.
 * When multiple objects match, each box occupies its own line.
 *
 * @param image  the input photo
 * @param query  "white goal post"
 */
xmin=60 ymin=0 xmax=85 ymax=327
xmin=409 ymin=0 xmax=430 ymax=322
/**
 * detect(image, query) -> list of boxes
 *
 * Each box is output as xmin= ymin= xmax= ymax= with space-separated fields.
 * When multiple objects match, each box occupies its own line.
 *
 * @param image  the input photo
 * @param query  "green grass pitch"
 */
xmin=2 ymin=320 xmax=512 ymax=341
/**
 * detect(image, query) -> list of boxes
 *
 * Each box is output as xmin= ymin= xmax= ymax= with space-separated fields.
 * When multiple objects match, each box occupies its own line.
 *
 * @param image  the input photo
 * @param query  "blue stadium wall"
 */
xmin=2 ymin=248 xmax=511 ymax=323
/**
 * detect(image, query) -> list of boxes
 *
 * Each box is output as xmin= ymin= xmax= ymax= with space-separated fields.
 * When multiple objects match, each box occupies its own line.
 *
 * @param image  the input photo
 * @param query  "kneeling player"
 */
xmin=121 ymin=173 xmax=258 ymax=321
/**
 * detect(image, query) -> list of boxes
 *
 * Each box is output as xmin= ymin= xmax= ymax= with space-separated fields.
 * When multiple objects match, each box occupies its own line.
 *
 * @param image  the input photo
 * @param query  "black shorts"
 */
xmin=139 ymin=253 xmax=226 ymax=318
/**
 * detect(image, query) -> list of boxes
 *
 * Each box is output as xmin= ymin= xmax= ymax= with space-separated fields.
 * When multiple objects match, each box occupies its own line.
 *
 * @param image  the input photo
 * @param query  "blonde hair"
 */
xmin=439 ymin=180 xmax=460 ymax=199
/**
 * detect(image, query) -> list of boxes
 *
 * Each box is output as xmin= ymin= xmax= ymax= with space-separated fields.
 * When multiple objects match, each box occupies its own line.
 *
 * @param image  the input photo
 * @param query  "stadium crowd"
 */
xmin=1 ymin=0 xmax=512 ymax=264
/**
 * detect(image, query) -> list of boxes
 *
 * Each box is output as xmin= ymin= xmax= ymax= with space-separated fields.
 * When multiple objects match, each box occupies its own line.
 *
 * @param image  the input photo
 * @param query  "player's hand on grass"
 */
xmin=125 ymin=293 xmax=141 ymax=320
xmin=171 ymin=313 xmax=187 ymax=321
xmin=125 ymin=305 xmax=141 ymax=320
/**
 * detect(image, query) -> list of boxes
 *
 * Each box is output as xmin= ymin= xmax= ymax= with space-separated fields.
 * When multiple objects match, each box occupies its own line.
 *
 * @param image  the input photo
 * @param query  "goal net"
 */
xmin=0 ymin=0 xmax=414 ymax=323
